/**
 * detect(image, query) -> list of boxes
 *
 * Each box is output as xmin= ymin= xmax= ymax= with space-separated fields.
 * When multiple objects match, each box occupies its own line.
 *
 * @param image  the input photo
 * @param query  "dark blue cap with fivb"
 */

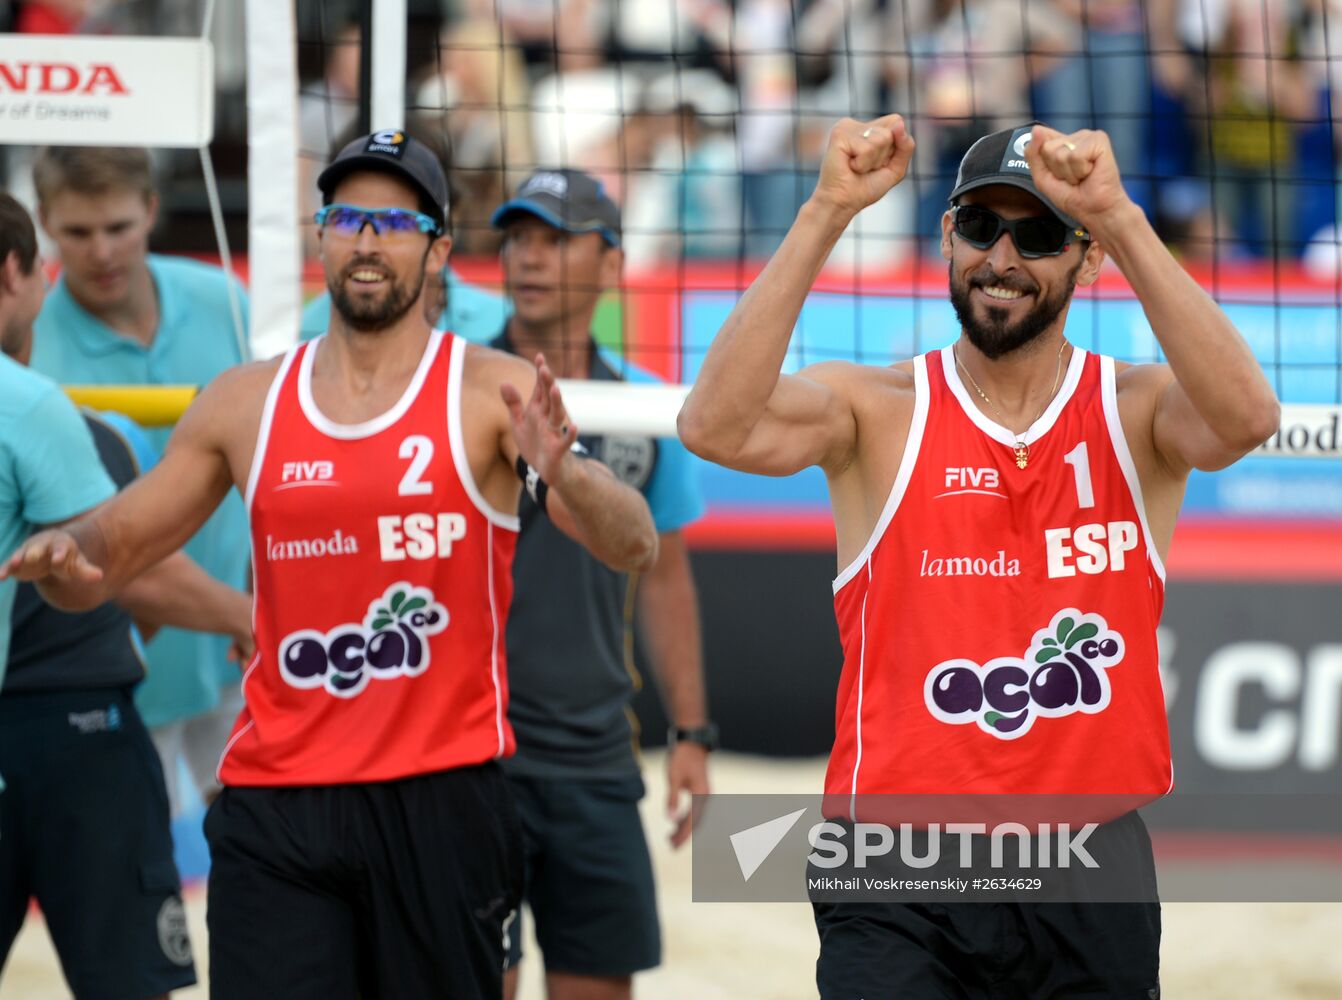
xmin=491 ymin=169 xmax=621 ymax=247
xmin=948 ymin=123 xmax=1087 ymax=235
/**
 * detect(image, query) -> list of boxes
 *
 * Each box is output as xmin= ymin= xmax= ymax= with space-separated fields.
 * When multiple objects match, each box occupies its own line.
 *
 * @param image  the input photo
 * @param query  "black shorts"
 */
xmin=504 ymin=772 xmax=661 ymax=976
xmin=204 ymin=761 xmax=524 ymax=1000
xmin=0 ymin=687 xmax=197 ymax=999
xmin=812 ymin=810 xmax=1162 ymax=999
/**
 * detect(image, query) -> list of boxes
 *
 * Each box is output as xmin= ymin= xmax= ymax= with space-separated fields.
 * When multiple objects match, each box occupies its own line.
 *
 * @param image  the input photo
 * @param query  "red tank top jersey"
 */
xmin=824 ymin=347 xmax=1172 ymax=807
xmin=219 ymin=331 xmax=519 ymax=786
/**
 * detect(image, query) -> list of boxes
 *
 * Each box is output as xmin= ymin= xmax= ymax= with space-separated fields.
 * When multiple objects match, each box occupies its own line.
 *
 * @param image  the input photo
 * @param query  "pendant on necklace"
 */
xmin=1013 ymin=441 xmax=1029 ymax=469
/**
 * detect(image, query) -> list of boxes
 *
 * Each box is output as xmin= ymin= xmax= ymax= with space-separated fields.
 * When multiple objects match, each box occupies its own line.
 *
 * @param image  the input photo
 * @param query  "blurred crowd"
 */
xmin=6 ymin=0 xmax=1342 ymax=267
xmin=298 ymin=0 xmax=1342 ymax=268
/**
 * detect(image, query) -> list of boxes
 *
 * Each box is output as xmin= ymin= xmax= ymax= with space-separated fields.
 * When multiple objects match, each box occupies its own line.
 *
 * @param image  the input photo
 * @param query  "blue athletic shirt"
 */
xmin=0 ymin=359 xmax=116 ymax=692
xmin=490 ymin=330 xmax=705 ymax=778
xmin=31 ymin=254 xmax=251 ymax=728
xmin=301 ymin=267 xmax=509 ymax=344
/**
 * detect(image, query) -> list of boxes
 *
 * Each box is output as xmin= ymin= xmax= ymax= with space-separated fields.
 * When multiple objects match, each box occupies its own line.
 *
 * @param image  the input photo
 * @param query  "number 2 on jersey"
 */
xmin=1063 ymin=442 xmax=1095 ymax=509
xmin=398 ymin=435 xmax=434 ymax=496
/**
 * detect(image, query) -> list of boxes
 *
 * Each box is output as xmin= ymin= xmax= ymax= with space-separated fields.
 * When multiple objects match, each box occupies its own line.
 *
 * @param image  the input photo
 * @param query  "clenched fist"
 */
xmin=1023 ymin=125 xmax=1132 ymax=236
xmin=810 ymin=115 xmax=917 ymax=220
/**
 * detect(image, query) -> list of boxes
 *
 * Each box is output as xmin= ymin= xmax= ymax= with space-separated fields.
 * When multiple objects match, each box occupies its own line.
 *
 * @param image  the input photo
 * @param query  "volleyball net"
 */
xmin=2 ymin=0 xmax=1340 ymax=454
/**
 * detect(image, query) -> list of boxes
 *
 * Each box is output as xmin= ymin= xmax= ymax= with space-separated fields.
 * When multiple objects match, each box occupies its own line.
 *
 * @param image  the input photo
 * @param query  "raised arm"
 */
xmin=677 ymin=115 xmax=916 ymax=476
xmin=1 ymin=368 xmax=249 ymax=609
xmin=1025 ymin=125 xmax=1280 ymax=472
xmin=501 ymin=353 xmax=659 ymax=572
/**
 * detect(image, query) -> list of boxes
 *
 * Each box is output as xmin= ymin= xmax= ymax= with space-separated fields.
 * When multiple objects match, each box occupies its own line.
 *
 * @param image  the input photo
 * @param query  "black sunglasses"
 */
xmin=952 ymin=205 xmax=1088 ymax=258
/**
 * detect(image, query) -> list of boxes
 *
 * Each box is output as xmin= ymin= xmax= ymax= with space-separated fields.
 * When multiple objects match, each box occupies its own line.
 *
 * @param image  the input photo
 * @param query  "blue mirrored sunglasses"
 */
xmin=314 ymin=203 xmax=442 ymax=237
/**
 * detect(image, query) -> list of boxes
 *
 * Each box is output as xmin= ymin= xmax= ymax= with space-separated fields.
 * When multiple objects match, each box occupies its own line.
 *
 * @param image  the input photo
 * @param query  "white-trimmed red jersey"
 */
xmin=824 ymin=347 xmax=1172 ymax=805
xmin=220 ymin=331 xmax=519 ymax=786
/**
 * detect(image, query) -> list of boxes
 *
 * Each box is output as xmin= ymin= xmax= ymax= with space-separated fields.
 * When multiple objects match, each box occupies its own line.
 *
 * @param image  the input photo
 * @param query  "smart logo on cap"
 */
xmin=1005 ymin=129 xmax=1032 ymax=172
xmin=366 ymin=130 xmax=406 ymax=157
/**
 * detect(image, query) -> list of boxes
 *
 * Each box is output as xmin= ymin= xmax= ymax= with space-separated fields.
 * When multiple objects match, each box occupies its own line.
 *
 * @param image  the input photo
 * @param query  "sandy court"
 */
xmin=3 ymin=751 xmax=1339 ymax=998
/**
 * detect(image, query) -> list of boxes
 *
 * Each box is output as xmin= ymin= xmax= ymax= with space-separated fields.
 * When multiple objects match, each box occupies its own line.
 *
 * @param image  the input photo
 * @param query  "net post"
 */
xmin=357 ymin=0 xmax=373 ymax=135
xmin=371 ymin=0 xmax=408 ymax=132
xmin=244 ymin=0 xmax=302 ymax=358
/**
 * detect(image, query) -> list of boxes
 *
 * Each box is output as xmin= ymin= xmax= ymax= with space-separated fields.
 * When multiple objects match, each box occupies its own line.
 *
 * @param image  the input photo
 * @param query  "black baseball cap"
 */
xmin=491 ymin=169 xmax=621 ymax=247
xmin=948 ymin=123 xmax=1088 ymax=236
xmin=317 ymin=130 xmax=450 ymax=229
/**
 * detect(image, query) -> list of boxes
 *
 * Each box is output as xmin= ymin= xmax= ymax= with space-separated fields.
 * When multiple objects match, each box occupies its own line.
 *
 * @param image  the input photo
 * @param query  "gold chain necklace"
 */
xmin=954 ymin=340 xmax=1068 ymax=470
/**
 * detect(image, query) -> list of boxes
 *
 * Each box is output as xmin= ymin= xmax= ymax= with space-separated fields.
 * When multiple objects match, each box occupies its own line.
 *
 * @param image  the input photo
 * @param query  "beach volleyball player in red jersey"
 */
xmin=2 ymin=131 xmax=658 ymax=999
xmin=679 ymin=117 xmax=1280 ymax=998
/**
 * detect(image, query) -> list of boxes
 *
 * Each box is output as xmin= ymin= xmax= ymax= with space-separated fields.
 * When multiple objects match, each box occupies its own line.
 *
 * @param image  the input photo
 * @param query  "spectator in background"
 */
xmin=1299 ymin=0 xmax=1342 ymax=272
xmin=490 ymin=170 xmax=709 ymax=1000
xmin=688 ymin=0 xmax=882 ymax=260
xmin=490 ymin=0 xmax=612 ymax=73
xmin=892 ymin=0 xmax=1064 ymax=250
xmin=12 ymin=0 xmax=102 ymax=33
xmin=414 ymin=17 xmax=536 ymax=256
xmin=29 ymin=146 xmax=252 ymax=819
xmin=0 ymin=192 xmax=254 ymax=1000
xmin=700 ymin=0 xmax=813 ymax=259
xmin=1201 ymin=0 xmax=1316 ymax=258
xmin=621 ymin=69 xmax=743 ymax=267
xmin=299 ymin=19 xmax=362 ymax=258
xmin=1030 ymin=0 xmax=1181 ymax=218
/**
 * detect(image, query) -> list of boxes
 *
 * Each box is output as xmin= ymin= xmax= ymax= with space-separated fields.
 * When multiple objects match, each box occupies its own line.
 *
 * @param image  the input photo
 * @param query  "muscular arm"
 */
xmin=2 ymin=367 xmax=253 ymax=608
xmin=636 ymin=529 xmax=710 ymax=847
xmin=677 ymin=115 xmax=916 ymax=476
xmin=1026 ymin=125 xmax=1280 ymax=473
xmin=497 ymin=352 xmax=658 ymax=572
xmin=1101 ymin=202 xmax=1279 ymax=471
xmin=118 ymin=552 xmax=254 ymax=660
xmin=546 ymin=454 xmax=659 ymax=571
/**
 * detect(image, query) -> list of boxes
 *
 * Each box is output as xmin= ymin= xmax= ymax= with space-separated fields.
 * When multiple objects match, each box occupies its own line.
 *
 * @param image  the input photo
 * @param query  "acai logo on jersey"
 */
xmin=279 ymin=582 xmax=448 ymax=698
xmin=925 ymin=609 xmax=1124 ymax=739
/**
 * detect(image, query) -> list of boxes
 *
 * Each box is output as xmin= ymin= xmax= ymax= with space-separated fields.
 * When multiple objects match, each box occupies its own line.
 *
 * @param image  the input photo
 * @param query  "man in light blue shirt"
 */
xmin=0 ymin=192 xmax=116 ymax=715
xmin=30 ymin=146 xmax=250 ymax=812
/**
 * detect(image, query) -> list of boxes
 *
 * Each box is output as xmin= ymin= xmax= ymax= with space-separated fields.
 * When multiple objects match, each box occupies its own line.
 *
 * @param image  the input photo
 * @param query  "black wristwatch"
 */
xmin=669 ymin=723 xmax=719 ymax=752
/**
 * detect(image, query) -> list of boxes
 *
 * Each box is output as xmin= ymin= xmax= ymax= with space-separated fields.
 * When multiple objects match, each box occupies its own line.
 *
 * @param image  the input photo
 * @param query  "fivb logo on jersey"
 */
xmin=279 ymin=582 xmax=448 ymax=698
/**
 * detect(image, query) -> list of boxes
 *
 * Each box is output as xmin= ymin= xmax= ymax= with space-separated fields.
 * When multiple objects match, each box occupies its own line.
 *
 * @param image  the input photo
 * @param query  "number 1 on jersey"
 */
xmin=398 ymin=435 xmax=434 ymax=496
xmin=1063 ymin=442 xmax=1095 ymax=509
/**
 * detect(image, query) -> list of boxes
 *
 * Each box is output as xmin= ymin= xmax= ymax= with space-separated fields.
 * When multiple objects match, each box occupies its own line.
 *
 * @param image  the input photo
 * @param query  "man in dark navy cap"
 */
xmin=490 ymin=169 xmax=710 ymax=1000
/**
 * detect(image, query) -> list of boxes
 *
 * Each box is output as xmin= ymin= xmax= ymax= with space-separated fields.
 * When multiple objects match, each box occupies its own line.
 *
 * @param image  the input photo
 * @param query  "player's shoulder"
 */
xmin=193 ymin=354 xmax=287 ymax=410
xmin=0 ymin=353 xmax=64 ymax=419
xmin=461 ymin=338 xmax=532 ymax=383
xmin=799 ymin=357 xmax=917 ymax=403
xmin=1113 ymin=357 xmax=1175 ymax=403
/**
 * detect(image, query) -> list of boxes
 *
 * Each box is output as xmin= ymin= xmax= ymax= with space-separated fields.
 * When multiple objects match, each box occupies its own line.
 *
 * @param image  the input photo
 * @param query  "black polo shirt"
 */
xmin=491 ymin=331 xmax=666 ymax=779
